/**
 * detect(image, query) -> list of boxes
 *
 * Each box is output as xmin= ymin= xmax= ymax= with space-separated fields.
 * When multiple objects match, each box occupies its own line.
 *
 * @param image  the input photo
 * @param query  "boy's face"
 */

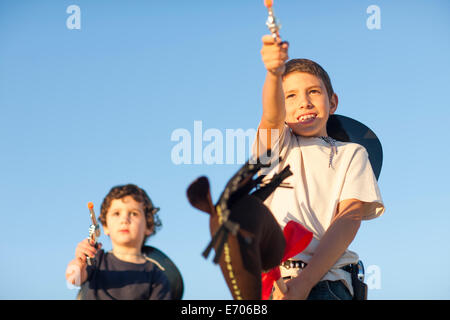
xmin=283 ymin=72 xmax=338 ymax=137
xmin=103 ymin=196 xmax=152 ymax=249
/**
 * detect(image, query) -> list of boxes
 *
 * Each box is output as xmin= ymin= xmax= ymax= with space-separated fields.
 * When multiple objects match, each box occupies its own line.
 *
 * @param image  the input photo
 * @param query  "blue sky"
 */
xmin=0 ymin=0 xmax=449 ymax=299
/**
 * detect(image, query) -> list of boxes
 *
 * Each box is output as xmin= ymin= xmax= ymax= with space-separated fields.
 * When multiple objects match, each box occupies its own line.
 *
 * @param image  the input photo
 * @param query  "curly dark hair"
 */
xmin=283 ymin=58 xmax=334 ymax=101
xmin=99 ymin=184 xmax=162 ymax=247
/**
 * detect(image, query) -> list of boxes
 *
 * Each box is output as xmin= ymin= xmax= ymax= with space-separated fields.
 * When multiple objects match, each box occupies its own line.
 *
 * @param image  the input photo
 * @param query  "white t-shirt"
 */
xmin=252 ymin=125 xmax=385 ymax=295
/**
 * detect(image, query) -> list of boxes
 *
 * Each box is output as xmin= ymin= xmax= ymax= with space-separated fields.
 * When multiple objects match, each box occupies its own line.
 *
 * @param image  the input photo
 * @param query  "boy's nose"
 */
xmin=298 ymin=101 xmax=313 ymax=109
xmin=297 ymin=95 xmax=312 ymax=109
xmin=119 ymin=215 xmax=131 ymax=224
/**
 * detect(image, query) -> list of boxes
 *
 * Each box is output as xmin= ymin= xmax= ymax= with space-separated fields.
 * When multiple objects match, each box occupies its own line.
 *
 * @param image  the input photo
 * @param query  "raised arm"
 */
xmin=258 ymin=35 xmax=289 ymax=153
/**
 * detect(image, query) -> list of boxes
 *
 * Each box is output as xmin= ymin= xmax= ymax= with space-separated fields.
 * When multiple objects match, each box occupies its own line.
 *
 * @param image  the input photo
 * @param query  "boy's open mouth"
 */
xmin=297 ymin=113 xmax=317 ymax=124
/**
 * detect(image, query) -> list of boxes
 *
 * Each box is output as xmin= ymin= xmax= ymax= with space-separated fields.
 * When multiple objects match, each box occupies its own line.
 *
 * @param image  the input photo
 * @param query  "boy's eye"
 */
xmin=286 ymin=93 xmax=296 ymax=99
xmin=309 ymin=89 xmax=320 ymax=94
xmin=130 ymin=211 xmax=139 ymax=217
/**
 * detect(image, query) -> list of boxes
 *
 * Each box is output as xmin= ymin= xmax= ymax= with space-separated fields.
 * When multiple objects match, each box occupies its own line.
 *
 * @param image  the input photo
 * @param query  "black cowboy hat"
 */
xmin=327 ymin=114 xmax=383 ymax=180
xmin=142 ymin=245 xmax=184 ymax=300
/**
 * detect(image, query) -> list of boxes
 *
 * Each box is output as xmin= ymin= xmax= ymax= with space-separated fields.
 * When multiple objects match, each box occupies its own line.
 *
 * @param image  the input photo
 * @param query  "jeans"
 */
xmin=307 ymin=280 xmax=353 ymax=300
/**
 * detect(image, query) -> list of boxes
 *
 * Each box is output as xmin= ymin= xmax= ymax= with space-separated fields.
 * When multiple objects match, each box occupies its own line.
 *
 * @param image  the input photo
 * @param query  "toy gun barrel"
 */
xmin=264 ymin=0 xmax=281 ymax=41
xmin=88 ymin=202 xmax=100 ymax=241
xmin=87 ymin=202 xmax=100 ymax=266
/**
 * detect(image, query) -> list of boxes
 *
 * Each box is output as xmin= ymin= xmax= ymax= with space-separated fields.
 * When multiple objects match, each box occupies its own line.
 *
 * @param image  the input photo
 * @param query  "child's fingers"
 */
xmin=262 ymin=34 xmax=276 ymax=45
xmin=85 ymin=238 xmax=98 ymax=248
xmin=262 ymin=53 xmax=288 ymax=66
xmin=80 ymin=239 xmax=95 ymax=251
xmin=84 ymin=239 xmax=101 ymax=251
xmin=272 ymin=285 xmax=285 ymax=300
xmin=280 ymin=41 xmax=289 ymax=49
xmin=76 ymin=248 xmax=94 ymax=260
xmin=261 ymin=51 xmax=287 ymax=65
xmin=77 ymin=255 xmax=87 ymax=264
xmin=261 ymin=43 xmax=288 ymax=59
xmin=261 ymin=36 xmax=288 ymax=74
xmin=84 ymin=244 xmax=98 ymax=257
xmin=76 ymin=241 xmax=97 ymax=258
xmin=265 ymin=61 xmax=285 ymax=71
xmin=280 ymin=42 xmax=289 ymax=58
xmin=262 ymin=35 xmax=289 ymax=49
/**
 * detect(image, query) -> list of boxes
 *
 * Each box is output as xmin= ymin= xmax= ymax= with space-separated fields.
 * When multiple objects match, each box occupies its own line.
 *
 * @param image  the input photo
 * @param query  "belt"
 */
xmin=281 ymin=260 xmax=354 ymax=273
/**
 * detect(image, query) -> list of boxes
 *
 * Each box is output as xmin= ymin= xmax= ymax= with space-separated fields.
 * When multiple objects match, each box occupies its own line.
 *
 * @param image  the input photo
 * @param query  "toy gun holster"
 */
xmin=351 ymin=260 xmax=368 ymax=300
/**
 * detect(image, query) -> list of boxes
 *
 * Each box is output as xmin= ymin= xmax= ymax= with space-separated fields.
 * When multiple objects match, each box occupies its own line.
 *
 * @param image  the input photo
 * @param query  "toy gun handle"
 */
xmin=86 ymin=202 xmax=101 ymax=266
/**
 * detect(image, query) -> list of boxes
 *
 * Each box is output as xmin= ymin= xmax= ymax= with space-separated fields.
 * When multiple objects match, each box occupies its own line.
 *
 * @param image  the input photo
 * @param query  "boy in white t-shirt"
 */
xmin=256 ymin=35 xmax=385 ymax=300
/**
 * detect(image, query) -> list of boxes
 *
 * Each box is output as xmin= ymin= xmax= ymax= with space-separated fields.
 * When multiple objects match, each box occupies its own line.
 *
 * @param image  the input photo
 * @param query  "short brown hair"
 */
xmin=99 ymin=184 xmax=162 ymax=246
xmin=283 ymin=59 xmax=334 ymax=101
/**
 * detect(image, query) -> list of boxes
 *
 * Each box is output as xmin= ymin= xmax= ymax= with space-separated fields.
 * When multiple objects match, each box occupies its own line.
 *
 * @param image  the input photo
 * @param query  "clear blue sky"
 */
xmin=0 ymin=0 xmax=449 ymax=299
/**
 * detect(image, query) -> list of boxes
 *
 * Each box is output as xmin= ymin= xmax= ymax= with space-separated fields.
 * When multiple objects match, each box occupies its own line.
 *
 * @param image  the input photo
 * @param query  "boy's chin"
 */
xmin=112 ymin=238 xmax=141 ymax=248
xmin=287 ymin=122 xmax=322 ymax=137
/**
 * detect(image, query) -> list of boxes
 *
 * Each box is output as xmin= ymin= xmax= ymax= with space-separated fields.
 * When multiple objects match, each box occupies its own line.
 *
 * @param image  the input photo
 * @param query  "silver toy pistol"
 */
xmin=264 ymin=0 xmax=281 ymax=42
xmin=86 ymin=202 xmax=101 ymax=266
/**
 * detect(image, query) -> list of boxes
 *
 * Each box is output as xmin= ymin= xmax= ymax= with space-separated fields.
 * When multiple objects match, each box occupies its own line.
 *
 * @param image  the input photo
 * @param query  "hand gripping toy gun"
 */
xmin=86 ymin=202 xmax=101 ymax=266
xmin=264 ymin=0 xmax=282 ymax=42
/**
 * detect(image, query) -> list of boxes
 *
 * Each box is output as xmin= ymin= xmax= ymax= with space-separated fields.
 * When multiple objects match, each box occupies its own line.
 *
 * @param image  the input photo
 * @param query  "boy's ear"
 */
xmin=145 ymin=227 xmax=153 ymax=237
xmin=103 ymin=225 xmax=110 ymax=236
xmin=329 ymin=93 xmax=338 ymax=115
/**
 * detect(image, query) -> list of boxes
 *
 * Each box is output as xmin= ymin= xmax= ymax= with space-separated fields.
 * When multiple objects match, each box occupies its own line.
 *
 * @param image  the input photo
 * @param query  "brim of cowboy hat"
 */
xmin=327 ymin=114 xmax=383 ymax=180
xmin=142 ymin=245 xmax=184 ymax=300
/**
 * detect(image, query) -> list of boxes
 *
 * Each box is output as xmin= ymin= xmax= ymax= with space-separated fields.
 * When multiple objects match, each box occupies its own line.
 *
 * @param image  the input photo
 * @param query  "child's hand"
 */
xmin=272 ymin=281 xmax=286 ymax=300
xmin=66 ymin=239 xmax=101 ymax=286
xmin=74 ymin=239 xmax=102 ymax=265
xmin=282 ymin=277 xmax=312 ymax=300
xmin=261 ymin=35 xmax=289 ymax=76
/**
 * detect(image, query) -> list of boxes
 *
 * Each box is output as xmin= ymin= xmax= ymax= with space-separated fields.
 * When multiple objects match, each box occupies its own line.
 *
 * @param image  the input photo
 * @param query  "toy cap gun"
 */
xmin=86 ymin=202 xmax=101 ymax=266
xmin=264 ymin=0 xmax=282 ymax=42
